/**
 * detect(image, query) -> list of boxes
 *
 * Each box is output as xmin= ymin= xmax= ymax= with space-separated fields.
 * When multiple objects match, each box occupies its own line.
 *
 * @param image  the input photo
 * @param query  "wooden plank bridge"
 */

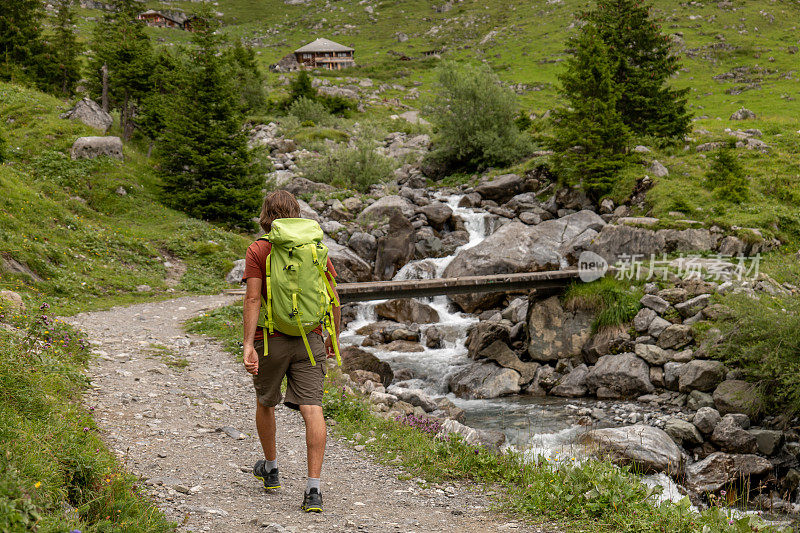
xmin=223 ymin=269 xmax=605 ymax=304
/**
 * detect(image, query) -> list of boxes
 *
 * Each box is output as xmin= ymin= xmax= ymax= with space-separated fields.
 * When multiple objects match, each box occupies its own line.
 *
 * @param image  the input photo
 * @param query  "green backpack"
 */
xmin=256 ymin=218 xmax=341 ymax=367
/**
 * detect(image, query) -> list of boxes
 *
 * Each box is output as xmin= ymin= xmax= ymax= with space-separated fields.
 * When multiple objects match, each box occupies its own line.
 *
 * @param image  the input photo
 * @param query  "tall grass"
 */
xmin=564 ymin=277 xmax=642 ymax=333
xmin=0 ymin=304 xmax=174 ymax=532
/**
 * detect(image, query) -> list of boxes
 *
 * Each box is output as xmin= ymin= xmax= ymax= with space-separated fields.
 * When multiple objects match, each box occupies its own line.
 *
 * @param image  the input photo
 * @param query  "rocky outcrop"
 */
xmin=527 ymin=296 xmax=593 ymax=362
xmin=448 ymin=363 xmax=521 ymax=399
xmin=477 ymin=340 xmax=539 ymax=386
xmin=375 ymin=298 xmax=440 ymax=324
xmin=443 ymin=211 xmax=605 ymax=312
xmin=550 ymin=364 xmax=590 ymax=398
xmin=0 ymin=290 xmax=25 ymax=315
xmin=580 ymin=425 xmax=683 ymax=474
xmin=360 ymin=195 xmax=415 ymax=220
xmin=71 ymin=136 xmax=124 ymax=160
xmin=713 ymin=379 xmax=763 ymax=420
xmin=474 ymin=174 xmax=525 ymax=202
xmin=588 ymin=224 xmax=666 ymax=264
xmin=226 ymin=259 xmax=246 ymax=284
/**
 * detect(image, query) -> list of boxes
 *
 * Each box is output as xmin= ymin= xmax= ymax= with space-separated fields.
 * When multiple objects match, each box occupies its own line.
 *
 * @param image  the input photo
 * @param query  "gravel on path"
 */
xmin=65 ymin=294 xmax=556 ymax=533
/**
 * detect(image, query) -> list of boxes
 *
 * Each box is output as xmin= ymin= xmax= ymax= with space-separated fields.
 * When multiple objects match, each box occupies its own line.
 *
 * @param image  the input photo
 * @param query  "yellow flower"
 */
xmin=35 ymin=482 xmax=41 ymax=488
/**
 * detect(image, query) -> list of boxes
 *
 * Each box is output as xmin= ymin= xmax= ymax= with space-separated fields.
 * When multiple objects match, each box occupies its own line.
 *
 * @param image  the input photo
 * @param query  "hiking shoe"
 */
xmin=253 ymin=460 xmax=280 ymax=490
xmin=301 ymin=488 xmax=323 ymax=513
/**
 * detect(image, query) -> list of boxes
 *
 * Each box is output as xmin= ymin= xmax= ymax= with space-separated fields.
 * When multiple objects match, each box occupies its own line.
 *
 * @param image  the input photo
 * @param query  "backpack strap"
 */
xmin=290 ymin=292 xmax=316 ymax=366
xmin=310 ymin=246 xmax=340 ymax=307
xmin=259 ymin=238 xmax=274 ymax=357
xmin=323 ymin=309 xmax=342 ymax=366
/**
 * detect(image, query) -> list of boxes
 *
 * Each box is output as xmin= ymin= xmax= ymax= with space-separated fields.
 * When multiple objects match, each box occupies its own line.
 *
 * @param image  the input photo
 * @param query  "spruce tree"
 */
xmin=47 ymin=0 xmax=81 ymax=96
xmin=158 ymin=13 xmax=260 ymax=226
xmin=583 ymin=0 xmax=691 ymax=138
xmin=228 ymin=42 xmax=266 ymax=113
xmin=0 ymin=0 xmax=46 ymax=85
xmin=88 ymin=0 xmax=153 ymax=139
xmin=552 ymin=27 xmax=631 ymax=198
xmin=288 ymin=70 xmax=315 ymax=104
xmin=138 ymin=49 xmax=185 ymax=143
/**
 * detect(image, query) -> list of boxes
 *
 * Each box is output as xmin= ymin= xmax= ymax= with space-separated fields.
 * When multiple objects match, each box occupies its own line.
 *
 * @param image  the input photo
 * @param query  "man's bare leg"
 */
xmin=255 ymin=402 xmax=277 ymax=461
xmin=298 ymin=404 xmax=326 ymax=478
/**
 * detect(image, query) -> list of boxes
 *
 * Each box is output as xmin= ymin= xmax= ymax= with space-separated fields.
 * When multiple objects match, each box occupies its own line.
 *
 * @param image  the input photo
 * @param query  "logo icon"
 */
xmin=578 ymin=251 xmax=608 ymax=282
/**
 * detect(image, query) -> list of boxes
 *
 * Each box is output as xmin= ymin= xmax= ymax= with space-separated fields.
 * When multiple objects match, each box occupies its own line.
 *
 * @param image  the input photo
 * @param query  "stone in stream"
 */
xmin=693 ymin=407 xmax=721 ymax=435
xmin=580 ymin=425 xmax=683 ymax=474
xmin=663 ymin=417 xmax=703 ymax=446
xmin=585 ymin=352 xmax=654 ymax=398
xmin=375 ymin=298 xmax=440 ymax=324
xmin=685 ymin=452 xmax=771 ymax=493
xmin=324 ymin=237 xmax=373 ymax=283
xmin=417 ymin=202 xmax=453 ymax=229
xmin=477 ymin=340 xmax=539 ymax=386
xmin=474 ymin=173 xmax=525 ymax=202
xmin=442 ymin=211 xmax=606 ymax=312
xmin=710 ymin=414 xmax=757 ymax=453
xmin=447 ymin=363 xmax=521 ymax=399
xmin=549 ymin=364 xmax=589 ymax=398
xmin=374 ymin=212 xmax=415 ymax=280
xmin=341 ymin=346 xmax=394 ymax=387
xmin=466 ymin=320 xmax=512 ymax=359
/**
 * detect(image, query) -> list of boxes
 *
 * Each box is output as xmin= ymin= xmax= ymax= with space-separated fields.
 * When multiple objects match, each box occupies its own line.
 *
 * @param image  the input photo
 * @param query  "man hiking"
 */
xmin=241 ymin=190 xmax=341 ymax=513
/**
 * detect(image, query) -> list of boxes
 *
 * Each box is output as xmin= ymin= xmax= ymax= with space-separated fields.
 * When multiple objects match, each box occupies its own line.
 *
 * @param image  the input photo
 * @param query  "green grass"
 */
xmin=186 ymin=302 xmax=786 ymax=532
xmin=0 ymin=82 xmax=251 ymax=315
xmin=564 ymin=277 xmax=643 ymax=333
xmin=0 ymin=307 xmax=175 ymax=532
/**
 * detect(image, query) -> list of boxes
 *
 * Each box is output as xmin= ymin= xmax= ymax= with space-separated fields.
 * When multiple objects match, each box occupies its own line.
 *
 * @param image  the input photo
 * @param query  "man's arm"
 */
xmin=243 ymin=277 xmax=262 ymax=375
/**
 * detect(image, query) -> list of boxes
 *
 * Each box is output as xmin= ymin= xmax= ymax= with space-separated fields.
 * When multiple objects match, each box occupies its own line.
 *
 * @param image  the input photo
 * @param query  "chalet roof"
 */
xmin=295 ymin=38 xmax=354 ymax=54
xmin=139 ymin=10 xmax=188 ymax=24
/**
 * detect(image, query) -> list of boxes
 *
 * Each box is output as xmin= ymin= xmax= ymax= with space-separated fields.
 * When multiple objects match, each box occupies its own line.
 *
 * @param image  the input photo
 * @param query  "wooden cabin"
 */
xmin=294 ymin=38 xmax=355 ymax=70
xmin=137 ymin=10 xmax=195 ymax=31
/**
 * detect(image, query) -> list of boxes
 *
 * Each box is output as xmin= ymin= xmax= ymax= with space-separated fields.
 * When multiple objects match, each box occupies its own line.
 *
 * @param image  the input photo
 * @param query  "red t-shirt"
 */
xmin=242 ymin=239 xmax=337 ymax=341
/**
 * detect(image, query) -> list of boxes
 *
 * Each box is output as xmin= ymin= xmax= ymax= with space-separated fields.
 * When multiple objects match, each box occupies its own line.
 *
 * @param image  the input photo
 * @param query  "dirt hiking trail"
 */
xmin=66 ymin=294 xmax=554 ymax=533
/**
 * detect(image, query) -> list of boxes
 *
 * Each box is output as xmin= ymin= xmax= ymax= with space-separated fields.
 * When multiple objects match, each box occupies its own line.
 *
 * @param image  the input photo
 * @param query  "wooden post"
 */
xmin=101 ymin=64 xmax=109 ymax=112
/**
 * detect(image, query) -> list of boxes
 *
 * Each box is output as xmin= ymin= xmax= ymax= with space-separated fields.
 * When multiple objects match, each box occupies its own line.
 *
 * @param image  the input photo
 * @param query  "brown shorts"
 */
xmin=253 ymin=335 xmax=326 ymax=410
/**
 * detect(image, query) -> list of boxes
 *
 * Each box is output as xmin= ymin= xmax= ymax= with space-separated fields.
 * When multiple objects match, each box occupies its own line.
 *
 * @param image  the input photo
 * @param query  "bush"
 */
xmin=300 ymin=143 xmax=397 ymax=192
xmin=288 ymin=97 xmax=332 ymax=126
xmin=706 ymin=148 xmax=749 ymax=203
xmin=424 ymin=61 xmax=531 ymax=174
xmin=564 ymin=277 xmax=642 ymax=333
xmin=710 ymin=294 xmax=800 ymax=415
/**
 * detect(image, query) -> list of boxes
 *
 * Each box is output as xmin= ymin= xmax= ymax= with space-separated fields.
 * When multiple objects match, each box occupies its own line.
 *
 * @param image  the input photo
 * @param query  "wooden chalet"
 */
xmin=137 ymin=10 xmax=194 ymax=31
xmin=294 ymin=38 xmax=355 ymax=70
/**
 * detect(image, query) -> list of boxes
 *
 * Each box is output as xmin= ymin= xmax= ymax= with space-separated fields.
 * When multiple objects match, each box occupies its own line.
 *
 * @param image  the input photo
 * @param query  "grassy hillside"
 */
xmin=0 ymin=82 xmax=250 ymax=315
xmin=68 ymin=0 xmax=800 ymax=247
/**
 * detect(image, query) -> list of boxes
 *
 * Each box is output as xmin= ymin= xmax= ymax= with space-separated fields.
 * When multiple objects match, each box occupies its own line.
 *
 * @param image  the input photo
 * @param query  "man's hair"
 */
xmin=259 ymin=190 xmax=301 ymax=233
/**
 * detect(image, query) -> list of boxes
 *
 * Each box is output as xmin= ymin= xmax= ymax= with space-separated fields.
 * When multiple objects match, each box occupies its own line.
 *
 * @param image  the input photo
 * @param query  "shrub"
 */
xmin=706 ymin=148 xmax=749 ymax=203
xmin=710 ymin=294 xmax=800 ymax=415
xmin=564 ymin=277 xmax=642 ymax=333
xmin=300 ymin=143 xmax=397 ymax=192
xmin=288 ymin=97 xmax=332 ymax=126
xmin=424 ymin=61 xmax=531 ymax=175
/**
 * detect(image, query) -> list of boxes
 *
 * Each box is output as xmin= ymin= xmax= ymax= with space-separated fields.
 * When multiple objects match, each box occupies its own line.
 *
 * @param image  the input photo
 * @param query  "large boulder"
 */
xmin=360 ymin=195 xmax=415 ymax=220
xmin=678 ymin=360 xmax=725 ymax=393
xmin=527 ymin=295 xmax=593 ymax=362
xmin=347 ymin=232 xmax=377 ymax=262
xmin=60 ymin=97 xmax=113 ymax=132
xmin=374 ymin=213 xmax=415 ymax=280
xmin=466 ymin=320 xmax=512 ymax=359
xmin=324 ymin=237 xmax=373 ymax=282
xmin=580 ymin=425 xmax=683 ymax=474
xmin=375 ymin=298 xmax=440 ymax=324
xmin=443 ymin=211 xmax=606 ymax=312
xmin=657 ymin=324 xmax=693 ymax=350
xmin=418 ymin=202 xmax=453 ymax=230
xmin=283 ymin=177 xmax=335 ymax=196
xmin=550 ymin=364 xmax=590 ymax=398
xmin=386 ymin=386 xmax=437 ymax=412
xmin=474 ymin=173 xmax=525 ymax=202
xmin=448 ymin=363 xmax=521 ymax=399
xmin=713 ymin=380 xmax=763 ymax=419
xmin=587 ymin=224 xmax=666 ymax=264
xmin=656 ymin=228 xmax=717 ymax=253
xmin=585 ymin=352 xmax=654 ymax=398
xmin=478 ymin=340 xmax=539 ymax=386
xmin=710 ymin=414 xmax=757 ymax=453
xmin=340 ymin=346 xmax=393 ymax=387
xmin=693 ymin=407 xmax=722 ymax=435
xmin=685 ymin=452 xmax=771 ymax=493
xmin=71 ymin=136 xmax=123 ymax=160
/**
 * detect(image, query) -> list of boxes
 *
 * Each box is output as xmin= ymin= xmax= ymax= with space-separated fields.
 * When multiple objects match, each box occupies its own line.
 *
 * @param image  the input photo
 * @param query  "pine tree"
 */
xmin=552 ymin=27 xmax=631 ymax=198
xmin=88 ymin=0 xmax=153 ymax=139
xmin=228 ymin=42 xmax=266 ymax=113
xmin=0 ymin=0 xmax=46 ymax=85
xmin=288 ymin=70 xmax=315 ymax=104
xmin=158 ymin=13 xmax=261 ymax=226
xmin=46 ymin=0 xmax=81 ymax=96
xmin=583 ymin=0 xmax=691 ymax=138
xmin=138 ymin=49 xmax=185 ymax=143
